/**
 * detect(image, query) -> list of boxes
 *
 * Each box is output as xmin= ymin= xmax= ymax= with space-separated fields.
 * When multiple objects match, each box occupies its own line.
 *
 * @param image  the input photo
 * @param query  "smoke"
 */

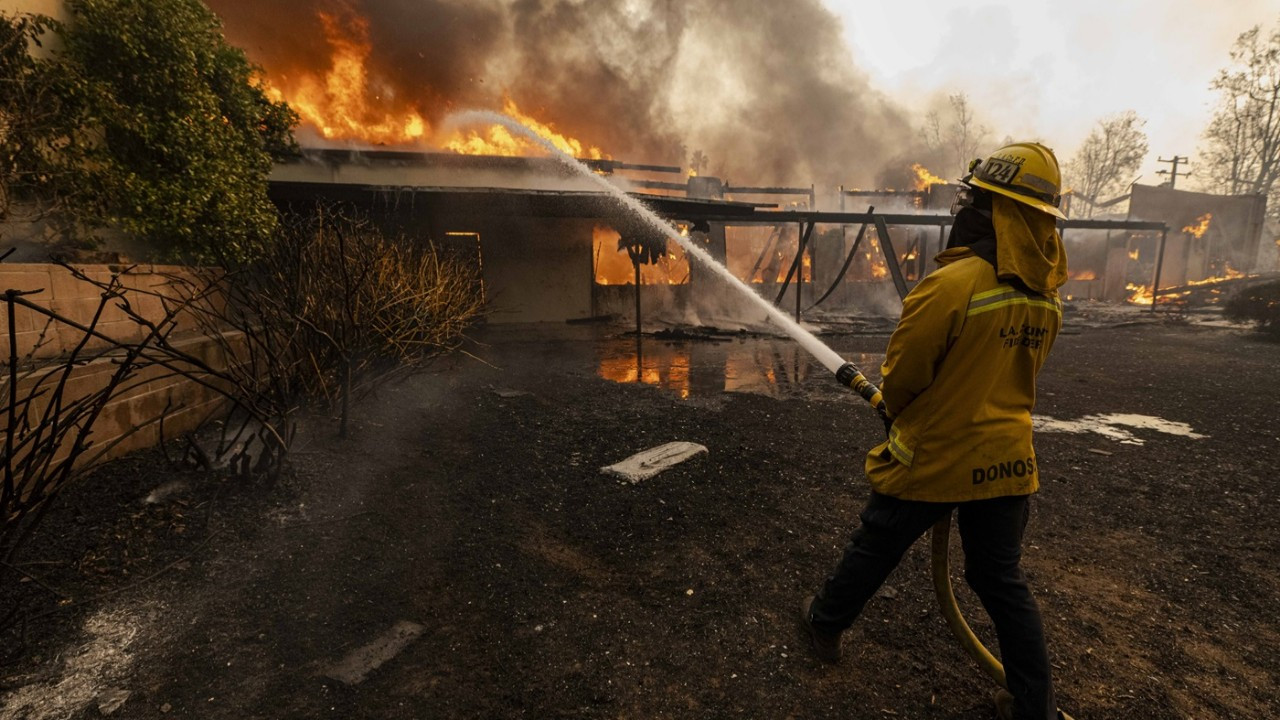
xmin=207 ymin=0 xmax=917 ymax=186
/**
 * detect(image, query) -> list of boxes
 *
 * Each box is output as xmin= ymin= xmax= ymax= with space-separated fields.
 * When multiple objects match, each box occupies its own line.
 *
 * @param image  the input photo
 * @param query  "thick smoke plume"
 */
xmin=208 ymin=0 xmax=916 ymax=186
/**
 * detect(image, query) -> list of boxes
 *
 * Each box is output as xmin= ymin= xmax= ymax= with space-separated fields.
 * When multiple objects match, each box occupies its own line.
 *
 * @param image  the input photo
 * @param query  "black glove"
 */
xmin=878 ymin=408 xmax=893 ymax=439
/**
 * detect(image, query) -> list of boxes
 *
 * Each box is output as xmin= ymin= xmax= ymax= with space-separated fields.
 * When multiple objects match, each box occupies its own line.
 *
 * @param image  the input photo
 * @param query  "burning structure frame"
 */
xmin=268 ymin=149 xmax=1183 ymax=325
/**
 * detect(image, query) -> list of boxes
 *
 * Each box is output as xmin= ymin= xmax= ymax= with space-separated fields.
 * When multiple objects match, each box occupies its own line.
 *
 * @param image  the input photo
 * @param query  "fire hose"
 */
xmin=833 ymin=361 xmax=1007 ymax=689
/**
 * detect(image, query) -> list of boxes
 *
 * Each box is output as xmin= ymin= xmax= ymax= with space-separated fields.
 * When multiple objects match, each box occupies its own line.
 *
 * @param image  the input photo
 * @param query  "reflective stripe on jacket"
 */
xmin=864 ymin=247 xmax=1061 ymax=502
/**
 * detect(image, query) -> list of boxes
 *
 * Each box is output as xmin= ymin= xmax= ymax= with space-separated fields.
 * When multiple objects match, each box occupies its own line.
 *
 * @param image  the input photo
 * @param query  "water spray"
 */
xmin=445 ymin=111 xmax=1010 ymax=696
xmin=444 ymin=111 xmax=880 ymax=395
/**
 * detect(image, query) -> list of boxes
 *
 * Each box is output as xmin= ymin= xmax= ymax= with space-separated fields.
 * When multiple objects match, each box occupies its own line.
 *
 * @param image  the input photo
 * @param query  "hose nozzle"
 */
xmin=835 ymin=361 xmax=886 ymax=413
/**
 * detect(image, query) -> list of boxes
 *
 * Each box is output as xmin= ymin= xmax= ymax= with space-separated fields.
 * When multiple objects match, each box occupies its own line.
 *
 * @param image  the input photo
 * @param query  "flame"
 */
xmin=260 ymin=9 xmax=605 ymax=156
xmin=1126 ymin=283 xmax=1153 ymax=305
xmin=262 ymin=11 xmax=427 ymax=145
xmin=1184 ymin=265 xmax=1246 ymax=286
xmin=868 ymin=236 xmax=889 ymax=279
xmin=592 ymin=225 xmax=689 ymax=285
xmin=443 ymin=97 xmax=607 ymax=159
xmin=1125 ymin=266 xmax=1249 ymax=306
xmin=911 ymin=163 xmax=947 ymax=191
xmin=1128 ymin=249 xmax=1140 ymax=261
xmin=1182 ymin=213 xmax=1212 ymax=239
xmin=1071 ymin=270 xmax=1097 ymax=281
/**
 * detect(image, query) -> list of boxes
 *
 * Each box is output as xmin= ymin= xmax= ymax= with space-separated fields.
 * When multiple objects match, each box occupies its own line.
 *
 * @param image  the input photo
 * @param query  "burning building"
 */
xmin=1129 ymin=185 xmax=1268 ymax=285
xmin=267 ymin=143 xmax=992 ymax=325
xmin=1054 ymin=184 xmax=1270 ymax=306
xmin=232 ymin=1 xmax=1183 ymax=322
xmin=208 ymin=0 xmax=957 ymax=324
xmin=268 ymin=151 xmax=769 ymax=323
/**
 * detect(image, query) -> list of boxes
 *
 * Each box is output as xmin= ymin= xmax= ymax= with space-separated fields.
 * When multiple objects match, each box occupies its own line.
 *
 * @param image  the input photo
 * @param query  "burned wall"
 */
xmin=270 ymin=183 xmax=598 ymax=324
xmin=1128 ymin=185 xmax=1268 ymax=286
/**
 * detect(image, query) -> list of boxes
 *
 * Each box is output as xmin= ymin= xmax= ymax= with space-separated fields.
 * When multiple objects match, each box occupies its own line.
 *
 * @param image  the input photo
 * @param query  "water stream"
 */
xmin=444 ymin=110 xmax=849 ymax=375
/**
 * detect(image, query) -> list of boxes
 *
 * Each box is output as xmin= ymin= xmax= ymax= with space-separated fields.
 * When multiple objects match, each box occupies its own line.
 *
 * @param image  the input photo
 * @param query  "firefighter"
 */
xmin=799 ymin=142 xmax=1072 ymax=720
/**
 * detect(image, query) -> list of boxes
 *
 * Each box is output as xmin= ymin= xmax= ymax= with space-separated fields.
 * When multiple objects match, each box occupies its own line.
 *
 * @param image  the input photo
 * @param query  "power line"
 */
xmin=1156 ymin=155 xmax=1191 ymax=189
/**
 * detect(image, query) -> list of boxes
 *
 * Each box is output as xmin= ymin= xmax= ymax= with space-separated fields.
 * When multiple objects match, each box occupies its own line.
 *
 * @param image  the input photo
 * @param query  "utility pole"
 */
xmin=1156 ymin=156 xmax=1190 ymax=189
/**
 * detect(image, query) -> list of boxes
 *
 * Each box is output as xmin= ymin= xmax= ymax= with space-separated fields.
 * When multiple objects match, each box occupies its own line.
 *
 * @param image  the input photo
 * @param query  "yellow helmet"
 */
xmin=964 ymin=142 xmax=1066 ymax=220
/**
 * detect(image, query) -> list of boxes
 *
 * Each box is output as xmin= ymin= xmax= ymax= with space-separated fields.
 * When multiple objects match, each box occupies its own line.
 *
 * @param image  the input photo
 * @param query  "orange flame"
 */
xmin=1071 ymin=270 xmax=1097 ymax=281
xmin=443 ymin=97 xmax=607 ymax=159
xmin=1182 ymin=213 xmax=1212 ymax=239
xmin=911 ymin=163 xmax=947 ymax=191
xmin=592 ymin=225 xmax=688 ymax=286
xmin=261 ymin=11 xmax=427 ymax=145
xmin=1185 ymin=265 xmax=1246 ymax=286
xmin=1128 ymin=249 xmax=1140 ymax=261
xmin=260 ymin=9 xmax=605 ymax=157
xmin=1126 ymin=283 xmax=1153 ymax=305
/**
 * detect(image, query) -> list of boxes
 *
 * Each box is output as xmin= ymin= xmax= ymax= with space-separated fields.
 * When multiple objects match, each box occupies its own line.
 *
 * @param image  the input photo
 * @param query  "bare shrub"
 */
xmin=1225 ymin=279 xmax=1280 ymax=339
xmin=177 ymin=206 xmax=486 ymax=442
xmin=1 ymin=212 xmax=483 ymax=634
xmin=262 ymin=207 xmax=485 ymax=416
xmin=1 ymin=261 xmax=210 ymax=631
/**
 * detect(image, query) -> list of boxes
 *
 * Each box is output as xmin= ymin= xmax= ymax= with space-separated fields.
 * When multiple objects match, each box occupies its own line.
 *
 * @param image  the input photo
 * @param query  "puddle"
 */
xmin=1033 ymin=413 xmax=1207 ymax=445
xmin=596 ymin=336 xmax=882 ymax=399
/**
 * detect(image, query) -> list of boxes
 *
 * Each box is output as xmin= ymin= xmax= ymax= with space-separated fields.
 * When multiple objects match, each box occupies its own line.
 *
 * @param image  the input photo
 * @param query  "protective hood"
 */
xmin=991 ymin=193 xmax=1068 ymax=294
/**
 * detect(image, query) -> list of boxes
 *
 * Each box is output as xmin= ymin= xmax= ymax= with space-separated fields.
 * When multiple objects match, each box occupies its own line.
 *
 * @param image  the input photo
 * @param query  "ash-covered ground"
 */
xmin=2 ymin=315 xmax=1277 ymax=719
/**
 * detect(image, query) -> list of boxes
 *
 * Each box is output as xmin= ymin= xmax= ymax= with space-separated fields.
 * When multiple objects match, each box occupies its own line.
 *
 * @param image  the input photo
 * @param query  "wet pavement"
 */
xmin=475 ymin=323 xmax=890 ymax=402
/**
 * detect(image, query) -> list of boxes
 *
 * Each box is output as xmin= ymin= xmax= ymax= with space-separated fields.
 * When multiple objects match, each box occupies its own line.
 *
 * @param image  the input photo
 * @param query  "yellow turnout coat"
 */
xmin=866 ymin=194 xmax=1068 ymax=502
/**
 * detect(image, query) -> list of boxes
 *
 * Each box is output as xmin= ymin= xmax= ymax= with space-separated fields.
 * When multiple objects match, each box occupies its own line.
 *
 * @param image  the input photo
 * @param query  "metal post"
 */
xmin=633 ymin=255 xmax=643 ymax=379
xmin=796 ymin=222 xmax=804 ymax=322
xmin=873 ymin=216 xmax=910 ymax=300
xmin=633 ymin=256 xmax=642 ymax=336
xmin=5 ymin=292 xmax=16 ymax=507
xmin=1151 ymin=228 xmax=1169 ymax=312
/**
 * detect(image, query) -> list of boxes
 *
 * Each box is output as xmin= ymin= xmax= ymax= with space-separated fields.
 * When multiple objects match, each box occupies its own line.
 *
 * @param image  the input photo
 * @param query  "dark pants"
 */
xmin=810 ymin=492 xmax=1056 ymax=720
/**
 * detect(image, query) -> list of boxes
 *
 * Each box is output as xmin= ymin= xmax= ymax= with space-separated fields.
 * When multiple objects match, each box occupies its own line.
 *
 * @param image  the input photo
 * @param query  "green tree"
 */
xmin=0 ymin=14 xmax=92 ymax=226
xmin=1200 ymin=19 xmax=1280 ymax=218
xmin=0 ymin=0 xmax=297 ymax=262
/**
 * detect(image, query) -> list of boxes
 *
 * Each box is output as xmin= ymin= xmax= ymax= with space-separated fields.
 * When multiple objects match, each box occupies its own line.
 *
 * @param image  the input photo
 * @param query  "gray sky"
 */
xmin=823 ymin=0 xmax=1280 ymax=186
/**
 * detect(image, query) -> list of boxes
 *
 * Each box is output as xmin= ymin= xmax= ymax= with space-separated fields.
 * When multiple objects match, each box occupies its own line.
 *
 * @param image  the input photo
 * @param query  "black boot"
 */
xmin=798 ymin=596 xmax=842 ymax=663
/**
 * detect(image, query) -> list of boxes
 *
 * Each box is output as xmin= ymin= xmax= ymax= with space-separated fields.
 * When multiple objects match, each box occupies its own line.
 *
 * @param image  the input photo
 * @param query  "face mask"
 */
xmin=950 ymin=186 xmax=993 ymax=218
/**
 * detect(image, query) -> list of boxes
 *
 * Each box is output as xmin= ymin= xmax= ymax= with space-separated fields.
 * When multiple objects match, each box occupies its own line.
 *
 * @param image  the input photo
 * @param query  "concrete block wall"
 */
xmin=2 ymin=263 xmax=234 ymax=469
xmin=0 ymin=264 xmax=216 ymax=359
